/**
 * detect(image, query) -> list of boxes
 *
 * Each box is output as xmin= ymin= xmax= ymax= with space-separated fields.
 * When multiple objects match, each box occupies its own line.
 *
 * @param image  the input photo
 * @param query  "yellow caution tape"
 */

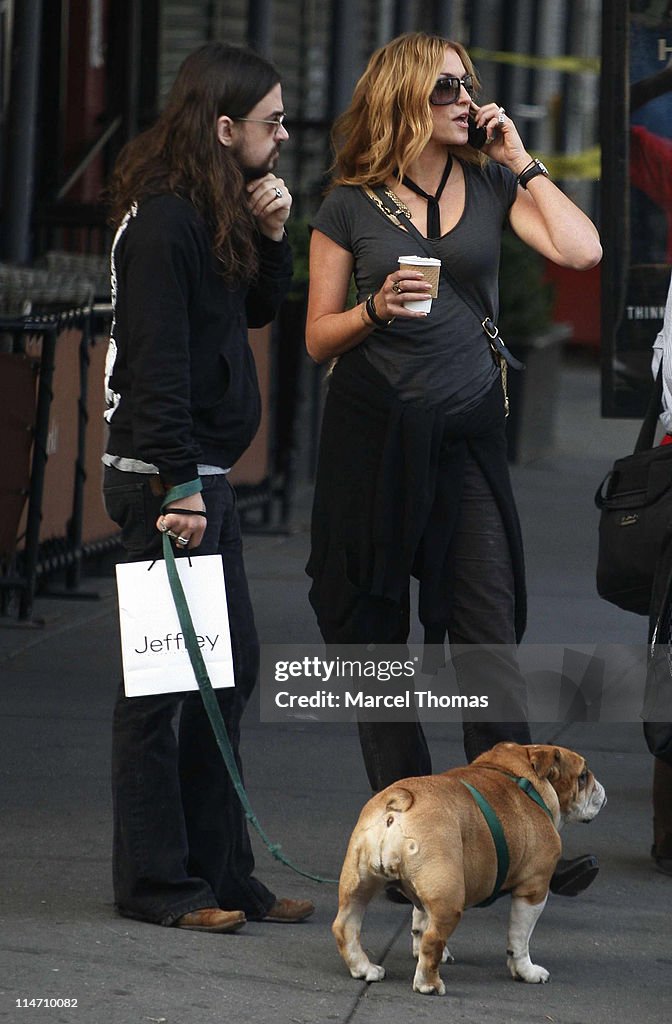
xmin=536 ymin=146 xmax=602 ymax=181
xmin=467 ymin=48 xmax=602 ymax=179
xmin=470 ymin=47 xmax=600 ymax=75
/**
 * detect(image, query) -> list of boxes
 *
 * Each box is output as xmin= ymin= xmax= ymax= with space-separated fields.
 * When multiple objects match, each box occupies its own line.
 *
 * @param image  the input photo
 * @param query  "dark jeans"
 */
xmin=104 ymin=468 xmax=274 ymax=924
xmin=357 ymin=453 xmax=531 ymax=790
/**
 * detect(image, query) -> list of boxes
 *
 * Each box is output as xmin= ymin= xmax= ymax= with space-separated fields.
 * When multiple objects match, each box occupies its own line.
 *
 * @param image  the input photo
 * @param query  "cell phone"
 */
xmin=467 ymin=116 xmax=488 ymax=150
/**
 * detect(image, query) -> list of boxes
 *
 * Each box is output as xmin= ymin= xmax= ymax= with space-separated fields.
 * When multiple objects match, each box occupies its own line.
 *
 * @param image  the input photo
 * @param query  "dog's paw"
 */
xmin=507 ymin=957 xmax=550 ymax=984
xmin=412 ymin=978 xmax=446 ymax=996
xmin=412 ymin=967 xmax=446 ymax=995
xmin=352 ymin=964 xmax=385 ymax=983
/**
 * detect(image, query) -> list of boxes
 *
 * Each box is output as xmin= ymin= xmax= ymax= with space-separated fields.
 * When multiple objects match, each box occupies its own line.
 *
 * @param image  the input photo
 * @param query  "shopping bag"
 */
xmin=115 ymin=554 xmax=234 ymax=697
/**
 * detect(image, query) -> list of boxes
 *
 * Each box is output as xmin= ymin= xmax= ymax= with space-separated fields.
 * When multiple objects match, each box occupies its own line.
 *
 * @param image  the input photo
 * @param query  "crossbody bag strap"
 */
xmin=362 ymin=184 xmax=524 ymax=373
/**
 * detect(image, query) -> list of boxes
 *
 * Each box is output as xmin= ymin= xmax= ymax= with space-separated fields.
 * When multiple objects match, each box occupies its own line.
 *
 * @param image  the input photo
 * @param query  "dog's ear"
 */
xmin=528 ymin=745 xmax=561 ymax=781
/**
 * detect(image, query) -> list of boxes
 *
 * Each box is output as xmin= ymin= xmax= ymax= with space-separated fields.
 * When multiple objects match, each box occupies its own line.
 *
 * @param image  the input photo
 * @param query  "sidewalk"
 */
xmin=1 ymin=354 xmax=669 ymax=1024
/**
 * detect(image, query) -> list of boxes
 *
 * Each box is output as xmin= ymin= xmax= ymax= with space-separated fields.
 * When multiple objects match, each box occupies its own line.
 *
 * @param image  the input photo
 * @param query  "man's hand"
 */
xmin=156 ymin=492 xmax=207 ymax=551
xmin=247 ymin=174 xmax=292 ymax=241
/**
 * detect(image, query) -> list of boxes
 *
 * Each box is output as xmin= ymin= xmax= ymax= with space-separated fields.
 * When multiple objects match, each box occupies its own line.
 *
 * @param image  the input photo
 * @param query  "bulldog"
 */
xmin=332 ymin=742 xmax=606 ymax=995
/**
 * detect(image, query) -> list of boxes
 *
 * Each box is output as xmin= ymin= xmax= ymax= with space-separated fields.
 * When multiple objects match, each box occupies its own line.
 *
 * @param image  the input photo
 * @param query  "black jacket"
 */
xmin=306 ymin=346 xmax=527 ymax=647
xmin=105 ymin=193 xmax=292 ymax=486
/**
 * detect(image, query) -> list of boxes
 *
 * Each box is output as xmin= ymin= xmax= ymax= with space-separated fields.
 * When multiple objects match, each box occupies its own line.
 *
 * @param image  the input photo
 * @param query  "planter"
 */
xmin=505 ymin=323 xmax=572 ymax=464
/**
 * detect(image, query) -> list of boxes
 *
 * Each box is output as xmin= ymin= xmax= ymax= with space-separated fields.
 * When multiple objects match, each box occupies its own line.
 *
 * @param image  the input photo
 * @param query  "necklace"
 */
xmin=401 ymin=154 xmax=453 ymax=238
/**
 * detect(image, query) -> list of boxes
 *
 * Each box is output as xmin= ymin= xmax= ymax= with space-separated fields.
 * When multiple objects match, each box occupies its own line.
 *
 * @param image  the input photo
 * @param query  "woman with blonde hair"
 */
xmin=305 ymin=33 xmax=602 ymax=897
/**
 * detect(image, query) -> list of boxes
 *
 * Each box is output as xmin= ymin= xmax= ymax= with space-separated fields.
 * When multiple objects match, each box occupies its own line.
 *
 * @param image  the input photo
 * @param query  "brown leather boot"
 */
xmin=261 ymin=898 xmax=315 ymax=923
xmin=175 ymin=908 xmax=246 ymax=933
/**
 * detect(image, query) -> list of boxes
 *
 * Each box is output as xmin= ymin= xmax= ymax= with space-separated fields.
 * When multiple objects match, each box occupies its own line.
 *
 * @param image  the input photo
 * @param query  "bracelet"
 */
xmin=516 ymin=159 xmax=537 ymax=181
xmin=163 ymin=507 xmax=207 ymax=517
xmin=365 ymin=292 xmax=395 ymax=328
xmin=517 ymin=158 xmax=549 ymax=190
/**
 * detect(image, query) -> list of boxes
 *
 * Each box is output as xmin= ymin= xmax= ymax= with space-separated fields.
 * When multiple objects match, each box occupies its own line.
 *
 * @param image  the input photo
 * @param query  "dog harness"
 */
xmin=460 ymin=772 xmax=554 ymax=907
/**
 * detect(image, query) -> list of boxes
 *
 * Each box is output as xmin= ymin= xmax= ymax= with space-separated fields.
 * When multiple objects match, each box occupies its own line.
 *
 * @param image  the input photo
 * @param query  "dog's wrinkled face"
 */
xmin=527 ymin=744 xmax=606 ymax=824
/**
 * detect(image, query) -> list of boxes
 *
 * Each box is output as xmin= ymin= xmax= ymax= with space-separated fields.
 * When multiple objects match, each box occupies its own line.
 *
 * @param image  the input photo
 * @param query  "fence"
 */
xmin=0 ymin=261 xmax=116 ymax=623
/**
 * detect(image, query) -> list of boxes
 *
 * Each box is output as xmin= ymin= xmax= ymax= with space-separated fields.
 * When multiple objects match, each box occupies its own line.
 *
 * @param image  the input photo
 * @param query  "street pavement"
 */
xmin=1 ymin=353 xmax=670 ymax=1024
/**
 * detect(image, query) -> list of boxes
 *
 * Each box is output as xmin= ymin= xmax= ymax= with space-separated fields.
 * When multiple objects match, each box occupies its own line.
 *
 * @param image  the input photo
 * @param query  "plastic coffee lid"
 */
xmin=397 ymin=255 xmax=441 ymax=264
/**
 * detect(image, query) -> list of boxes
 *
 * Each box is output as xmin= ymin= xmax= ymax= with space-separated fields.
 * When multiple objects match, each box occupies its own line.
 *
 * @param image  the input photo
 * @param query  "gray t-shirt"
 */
xmin=312 ymin=159 xmax=518 ymax=409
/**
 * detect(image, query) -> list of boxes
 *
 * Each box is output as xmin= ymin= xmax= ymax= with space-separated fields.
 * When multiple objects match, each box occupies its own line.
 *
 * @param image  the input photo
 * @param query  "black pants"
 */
xmin=104 ymin=469 xmax=274 ymax=924
xmin=654 ymin=756 xmax=672 ymax=859
xmin=357 ymin=453 xmax=531 ymax=790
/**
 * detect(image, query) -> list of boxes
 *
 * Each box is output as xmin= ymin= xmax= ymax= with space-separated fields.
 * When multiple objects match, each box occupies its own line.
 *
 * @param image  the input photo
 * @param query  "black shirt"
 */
xmin=312 ymin=159 xmax=518 ymax=410
xmin=105 ymin=193 xmax=292 ymax=486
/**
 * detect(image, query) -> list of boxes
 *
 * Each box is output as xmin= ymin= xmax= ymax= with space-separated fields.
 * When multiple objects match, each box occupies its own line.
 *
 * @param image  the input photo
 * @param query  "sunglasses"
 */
xmin=429 ymin=75 xmax=475 ymax=106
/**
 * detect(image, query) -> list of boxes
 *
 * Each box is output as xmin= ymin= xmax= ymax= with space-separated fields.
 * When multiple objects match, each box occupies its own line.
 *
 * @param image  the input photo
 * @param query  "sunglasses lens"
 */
xmin=430 ymin=78 xmax=458 ymax=105
xmin=430 ymin=75 xmax=474 ymax=105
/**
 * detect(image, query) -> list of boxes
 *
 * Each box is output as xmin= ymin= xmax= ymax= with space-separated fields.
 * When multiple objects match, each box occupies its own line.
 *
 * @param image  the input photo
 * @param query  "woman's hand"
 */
xmin=155 ymin=492 xmax=207 ymax=551
xmin=470 ymin=101 xmax=603 ymax=270
xmin=306 ymin=231 xmax=432 ymax=364
xmin=372 ymin=269 xmax=434 ymax=321
xmin=469 ymin=101 xmax=532 ymax=177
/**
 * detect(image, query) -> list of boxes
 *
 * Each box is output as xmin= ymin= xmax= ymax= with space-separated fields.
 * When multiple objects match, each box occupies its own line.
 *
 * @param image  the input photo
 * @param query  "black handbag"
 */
xmin=595 ymin=368 xmax=672 ymax=615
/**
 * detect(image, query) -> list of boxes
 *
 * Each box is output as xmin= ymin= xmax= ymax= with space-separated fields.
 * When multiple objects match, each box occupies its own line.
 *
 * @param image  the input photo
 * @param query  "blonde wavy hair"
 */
xmin=331 ymin=32 xmax=485 ymax=187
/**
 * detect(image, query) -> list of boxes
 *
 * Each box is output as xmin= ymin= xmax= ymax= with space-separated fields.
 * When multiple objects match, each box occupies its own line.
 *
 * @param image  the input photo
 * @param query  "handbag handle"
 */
xmin=634 ymin=363 xmax=664 ymax=453
xmin=594 ymin=365 xmax=665 ymax=510
xmin=594 ymin=472 xmax=614 ymax=510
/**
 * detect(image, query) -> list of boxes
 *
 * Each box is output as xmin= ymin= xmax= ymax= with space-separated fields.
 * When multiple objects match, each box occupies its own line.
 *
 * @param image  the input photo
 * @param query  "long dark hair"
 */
xmin=106 ymin=42 xmax=280 ymax=282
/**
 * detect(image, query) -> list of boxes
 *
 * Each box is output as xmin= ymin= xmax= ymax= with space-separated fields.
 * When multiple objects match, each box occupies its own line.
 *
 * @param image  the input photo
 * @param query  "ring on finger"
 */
xmin=497 ymin=106 xmax=506 ymax=124
xmin=392 ymin=281 xmax=402 ymax=294
xmin=176 ymin=536 xmax=189 ymax=547
xmin=274 ymin=187 xmax=283 ymax=199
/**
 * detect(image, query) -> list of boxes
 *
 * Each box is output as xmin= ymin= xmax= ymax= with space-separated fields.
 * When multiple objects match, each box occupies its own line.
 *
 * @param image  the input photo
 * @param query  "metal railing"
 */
xmin=0 ymin=262 xmax=116 ymax=623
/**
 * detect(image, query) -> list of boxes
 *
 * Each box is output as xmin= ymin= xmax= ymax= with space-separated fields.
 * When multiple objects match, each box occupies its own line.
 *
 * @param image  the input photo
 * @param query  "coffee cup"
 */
xmin=397 ymin=256 xmax=441 ymax=313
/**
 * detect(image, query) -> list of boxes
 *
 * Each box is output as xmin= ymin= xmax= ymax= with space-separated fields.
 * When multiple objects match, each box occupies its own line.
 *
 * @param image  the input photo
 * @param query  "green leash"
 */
xmin=160 ymin=486 xmax=337 ymax=885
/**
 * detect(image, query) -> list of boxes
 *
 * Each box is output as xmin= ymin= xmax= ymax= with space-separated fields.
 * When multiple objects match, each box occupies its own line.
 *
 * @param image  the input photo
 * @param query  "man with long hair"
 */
xmin=103 ymin=42 xmax=313 ymax=933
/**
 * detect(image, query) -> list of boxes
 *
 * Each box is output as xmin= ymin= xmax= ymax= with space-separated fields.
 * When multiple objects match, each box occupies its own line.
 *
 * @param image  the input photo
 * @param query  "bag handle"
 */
xmin=634 ymin=363 xmax=664 ymax=454
xmin=594 ymin=365 xmax=665 ymax=510
xmin=361 ymin=184 xmax=524 ymax=371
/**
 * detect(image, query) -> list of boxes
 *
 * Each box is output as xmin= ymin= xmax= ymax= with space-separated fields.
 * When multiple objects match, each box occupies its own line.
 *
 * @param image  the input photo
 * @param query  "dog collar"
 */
xmin=509 ymin=773 xmax=554 ymax=821
xmin=476 ymin=766 xmax=555 ymax=821
xmin=460 ymin=772 xmax=554 ymax=907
